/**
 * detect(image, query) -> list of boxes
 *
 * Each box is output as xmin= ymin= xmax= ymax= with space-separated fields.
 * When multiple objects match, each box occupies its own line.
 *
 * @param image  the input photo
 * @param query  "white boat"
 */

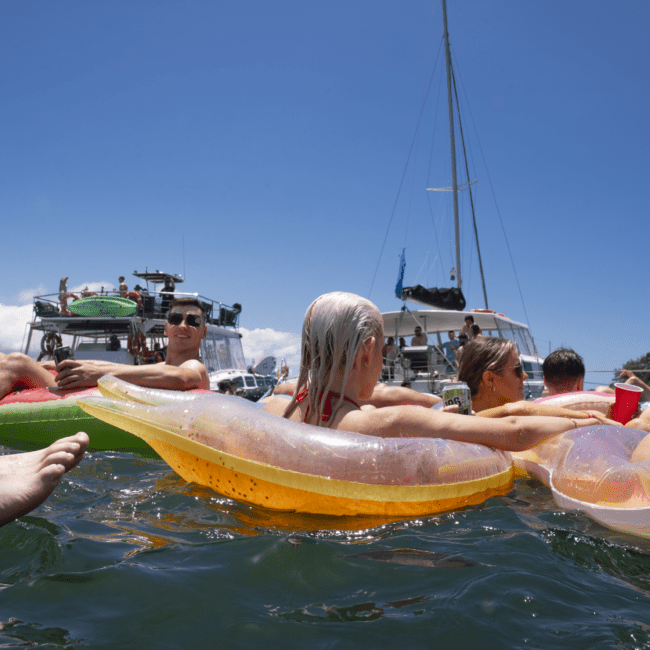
xmin=211 ymin=355 xmax=279 ymax=401
xmin=23 ymin=269 xmax=272 ymax=401
xmin=380 ymin=0 xmax=544 ymax=399
xmin=382 ymin=308 xmax=544 ymax=399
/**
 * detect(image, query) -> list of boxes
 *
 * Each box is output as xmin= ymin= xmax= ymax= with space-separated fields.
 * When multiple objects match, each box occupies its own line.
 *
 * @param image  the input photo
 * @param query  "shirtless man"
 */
xmin=0 ymin=297 xmax=209 ymax=399
xmin=411 ymin=326 xmax=428 ymax=346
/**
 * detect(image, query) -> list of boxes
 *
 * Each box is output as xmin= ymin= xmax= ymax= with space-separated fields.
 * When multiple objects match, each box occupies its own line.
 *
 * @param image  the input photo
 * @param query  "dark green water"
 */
xmin=2 ymin=449 xmax=650 ymax=650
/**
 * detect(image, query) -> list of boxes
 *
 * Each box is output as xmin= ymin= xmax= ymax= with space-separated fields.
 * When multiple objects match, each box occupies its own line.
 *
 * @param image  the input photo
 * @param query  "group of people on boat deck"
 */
xmin=4 ymin=290 xmax=650 ymax=528
xmin=404 ymin=314 xmax=483 ymax=371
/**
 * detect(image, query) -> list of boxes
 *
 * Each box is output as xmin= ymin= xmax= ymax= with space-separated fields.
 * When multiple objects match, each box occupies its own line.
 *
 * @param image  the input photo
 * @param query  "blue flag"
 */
xmin=395 ymin=249 xmax=406 ymax=299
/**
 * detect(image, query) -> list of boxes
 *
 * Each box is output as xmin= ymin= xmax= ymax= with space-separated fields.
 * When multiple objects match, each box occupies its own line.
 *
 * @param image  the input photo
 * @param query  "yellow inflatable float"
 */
xmin=77 ymin=377 xmax=514 ymax=518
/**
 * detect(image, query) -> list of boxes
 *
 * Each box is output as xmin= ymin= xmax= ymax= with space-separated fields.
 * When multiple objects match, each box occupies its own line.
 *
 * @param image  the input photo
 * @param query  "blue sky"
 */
xmin=1 ymin=0 xmax=648 ymax=386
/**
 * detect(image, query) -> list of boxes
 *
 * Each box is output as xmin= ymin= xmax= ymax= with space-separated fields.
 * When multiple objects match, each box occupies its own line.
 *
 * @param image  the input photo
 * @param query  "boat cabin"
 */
xmin=381 ymin=308 xmax=544 ymax=399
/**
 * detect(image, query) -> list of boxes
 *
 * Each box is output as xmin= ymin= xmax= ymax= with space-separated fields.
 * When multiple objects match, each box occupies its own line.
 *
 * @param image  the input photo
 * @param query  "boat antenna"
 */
xmin=442 ymin=0 xmax=461 ymax=290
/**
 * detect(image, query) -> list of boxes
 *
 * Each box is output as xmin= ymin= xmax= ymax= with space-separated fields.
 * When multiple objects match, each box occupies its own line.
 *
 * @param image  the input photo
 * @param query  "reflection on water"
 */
xmin=1 ymin=448 xmax=650 ymax=649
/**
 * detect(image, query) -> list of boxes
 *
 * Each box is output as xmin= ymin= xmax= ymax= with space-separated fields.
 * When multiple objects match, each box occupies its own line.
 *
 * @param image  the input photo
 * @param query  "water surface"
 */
xmin=2 ymin=449 xmax=650 ymax=649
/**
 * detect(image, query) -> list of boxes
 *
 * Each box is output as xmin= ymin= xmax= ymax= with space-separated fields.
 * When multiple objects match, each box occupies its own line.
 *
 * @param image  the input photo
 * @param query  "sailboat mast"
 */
xmin=442 ymin=0 xmax=461 ymax=289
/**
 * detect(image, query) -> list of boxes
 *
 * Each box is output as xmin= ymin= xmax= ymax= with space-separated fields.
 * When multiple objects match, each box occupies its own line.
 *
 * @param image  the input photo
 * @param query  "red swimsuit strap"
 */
xmin=295 ymin=389 xmax=360 ymax=422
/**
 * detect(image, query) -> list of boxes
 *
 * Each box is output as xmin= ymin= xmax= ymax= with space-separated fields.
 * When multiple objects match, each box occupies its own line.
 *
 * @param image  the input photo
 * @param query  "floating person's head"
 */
xmin=543 ymin=348 xmax=585 ymax=395
xmin=286 ymin=292 xmax=384 ymax=425
xmin=458 ymin=336 xmax=526 ymax=406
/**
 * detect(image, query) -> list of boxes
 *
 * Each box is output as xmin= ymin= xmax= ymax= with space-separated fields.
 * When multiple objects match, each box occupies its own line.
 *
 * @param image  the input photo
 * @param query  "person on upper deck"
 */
xmin=262 ymin=292 xmax=610 ymax=451
xmin=160 ymin=276 xmax=175 ymax=314
xmin=0 ymin=298 xmax=209 ymax=399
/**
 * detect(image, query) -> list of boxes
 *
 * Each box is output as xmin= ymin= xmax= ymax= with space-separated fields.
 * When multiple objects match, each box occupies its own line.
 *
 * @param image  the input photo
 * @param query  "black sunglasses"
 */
xmin=167 ymin=312 xmax=203 ymax=327
xmin=504 ymin=363 xmax=524 ymax=378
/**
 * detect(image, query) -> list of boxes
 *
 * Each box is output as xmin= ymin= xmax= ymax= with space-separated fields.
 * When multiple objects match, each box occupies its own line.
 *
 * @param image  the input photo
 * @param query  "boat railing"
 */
xmin=30 ymin=290 xmax=242 ymax=329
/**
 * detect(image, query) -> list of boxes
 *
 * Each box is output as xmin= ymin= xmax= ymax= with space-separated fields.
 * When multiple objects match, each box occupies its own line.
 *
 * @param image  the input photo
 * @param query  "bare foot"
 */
xmin=0 ymin=432 xmax=89 ymax=526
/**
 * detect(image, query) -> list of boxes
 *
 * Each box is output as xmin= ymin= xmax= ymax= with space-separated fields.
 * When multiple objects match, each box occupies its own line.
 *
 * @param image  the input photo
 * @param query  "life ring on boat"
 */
xmin=550 ymin=425 xmax=650 ymax=539
xmin=38 ymin=332 xmax=63 ymax=361
xmin=77 ymin=377 xmax=515 ymax=518
xmin=60 ymin=293 xmax=80 ymax=316
xmin=127 ymin=332 xmax=149 ymax=363
xmin=124 ymin=291 xmax=143 ymax=309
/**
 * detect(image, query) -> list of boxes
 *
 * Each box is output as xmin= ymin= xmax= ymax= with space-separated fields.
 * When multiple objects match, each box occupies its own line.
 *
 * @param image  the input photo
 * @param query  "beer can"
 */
xmin=53 ymin=346 xmax=75 ymax=367
xmin=442 ymin=381 xmax=472 ymax=415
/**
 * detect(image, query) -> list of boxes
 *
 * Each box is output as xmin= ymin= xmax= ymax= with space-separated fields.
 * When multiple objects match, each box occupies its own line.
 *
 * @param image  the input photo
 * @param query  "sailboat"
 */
xmin=381 ymin=0 xmax=544 ymax=398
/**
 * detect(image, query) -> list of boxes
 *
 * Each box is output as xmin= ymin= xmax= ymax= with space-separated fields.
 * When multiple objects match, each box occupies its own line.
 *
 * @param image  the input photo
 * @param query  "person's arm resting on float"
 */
xmin=337 ymin=406 xmax=602 ymax=452
xmin=476 ymin=401 xmax=615 ymax=425
xmin=55 ymin=358 xmax=208 ymax=391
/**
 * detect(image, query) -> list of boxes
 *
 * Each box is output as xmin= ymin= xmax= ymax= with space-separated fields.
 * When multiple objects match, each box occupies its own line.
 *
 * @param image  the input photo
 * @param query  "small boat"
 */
xmin=378 ymin=0 xmax=544 ymax=399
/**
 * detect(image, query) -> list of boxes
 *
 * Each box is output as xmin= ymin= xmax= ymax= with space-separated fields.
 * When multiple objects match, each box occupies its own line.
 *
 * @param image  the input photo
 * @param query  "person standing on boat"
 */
xmin=454 ymin=333 xmax=469 ymax=367
xmin=440 ymin=331 xmax=459 ymax=372
xmin=118 ymin=276 xmax=128 ymax=297
xmin=460 ymin=315 xmax=474 ymax=338
xmin=0 ymin=298 xmax=209 ymax=399
xmin=381 ymin=337 xmax=399 ymax=381
xmin=411 ymin=326 xmax=428 ymax=346
xmin=160 ymin=276 xmax=175 ymax=315
xmin=263 ymin=292 xmax=611 ymax=451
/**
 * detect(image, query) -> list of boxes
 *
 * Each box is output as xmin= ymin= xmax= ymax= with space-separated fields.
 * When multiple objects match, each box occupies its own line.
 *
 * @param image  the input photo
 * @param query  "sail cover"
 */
xmin=400 ymin=285 xmax=466 ymax=311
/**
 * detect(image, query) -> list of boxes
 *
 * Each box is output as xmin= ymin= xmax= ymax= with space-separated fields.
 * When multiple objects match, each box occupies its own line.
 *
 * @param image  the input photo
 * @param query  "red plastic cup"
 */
xmin=611 ymin=383 xmax=643 ymax=424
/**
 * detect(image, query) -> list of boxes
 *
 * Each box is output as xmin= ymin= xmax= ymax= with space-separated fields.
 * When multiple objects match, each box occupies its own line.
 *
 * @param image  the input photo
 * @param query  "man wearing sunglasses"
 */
xmin=0 ymin=298 xmax=209 ymax=399
xmin=54 ymin=298 xmax=209 ymax=391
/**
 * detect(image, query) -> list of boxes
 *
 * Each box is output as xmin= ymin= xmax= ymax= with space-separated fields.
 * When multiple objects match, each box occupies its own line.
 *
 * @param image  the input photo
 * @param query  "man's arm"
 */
xmin=55 ymin=358 xmax=209 ymax=391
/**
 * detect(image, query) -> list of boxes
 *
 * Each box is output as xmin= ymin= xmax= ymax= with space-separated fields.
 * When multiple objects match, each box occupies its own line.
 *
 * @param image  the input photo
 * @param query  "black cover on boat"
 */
xmin=400 ymin=285 xmax=466 ymax=311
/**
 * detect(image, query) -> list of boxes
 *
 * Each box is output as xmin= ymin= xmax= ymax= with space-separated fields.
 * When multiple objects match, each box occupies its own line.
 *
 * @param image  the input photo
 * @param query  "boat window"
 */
xmin=245 ymin=376 xmax=255 ymax=387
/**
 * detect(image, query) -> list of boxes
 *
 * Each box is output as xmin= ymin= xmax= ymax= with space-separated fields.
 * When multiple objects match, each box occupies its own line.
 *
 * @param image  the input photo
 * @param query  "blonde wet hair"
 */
xmin=283 ymin=292 xmax=383 ymax=427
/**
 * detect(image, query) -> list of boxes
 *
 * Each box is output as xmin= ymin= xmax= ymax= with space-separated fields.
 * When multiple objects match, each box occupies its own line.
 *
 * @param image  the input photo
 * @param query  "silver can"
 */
xmin=53 ymin=346 xmax=75 ymax=368
xmin=442 ymin=382 xmax=472 ymax=415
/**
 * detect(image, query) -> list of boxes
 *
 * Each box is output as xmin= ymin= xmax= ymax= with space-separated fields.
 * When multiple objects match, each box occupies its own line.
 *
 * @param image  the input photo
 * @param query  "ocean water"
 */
xmin=2 ymin=449 xmax=650 ymax=650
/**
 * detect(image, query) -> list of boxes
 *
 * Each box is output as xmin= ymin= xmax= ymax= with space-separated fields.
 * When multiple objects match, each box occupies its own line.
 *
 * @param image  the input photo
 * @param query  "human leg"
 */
xmin=0 ymin=432 xmax=89 ymax=526
xmin=0 ymin=352 xmax=56 ymax=400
